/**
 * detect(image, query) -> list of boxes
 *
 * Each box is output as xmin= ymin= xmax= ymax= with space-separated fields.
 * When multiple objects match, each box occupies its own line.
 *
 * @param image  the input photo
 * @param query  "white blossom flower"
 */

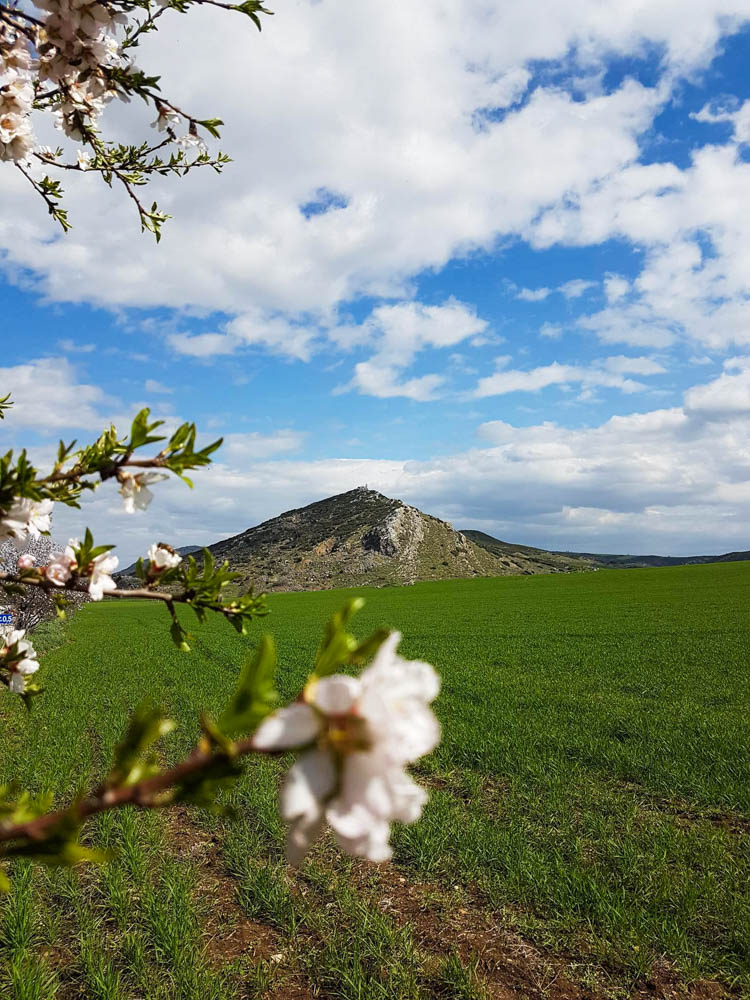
xmin=0 ymin=27 xmax=36 ymax=162
xmin=119 ymin=472 xmax=168 ymax=513
xmin=1 ymin=627 xmax=40 ymax=693
xmin=76 ymin=149 xmax=92 ymax=170
xmin=88 ymin=551 xmax=118 ymax=601
xmin=147 ymin=543 xmax=182 ymax=571
xmin=151 ymin=104 xmax=180 ymax=131
xmin=45 ymin=549 xmax=75 ymax=586
xmin=252 ymin=632 xmax=440 ymax=864
xmin=0 ymin=498 xmax=54 ymax=546
xmin=17 ymin=553 xmax=35 ymax=570
xmin=175 ymin=131 xmax=208 ymax=155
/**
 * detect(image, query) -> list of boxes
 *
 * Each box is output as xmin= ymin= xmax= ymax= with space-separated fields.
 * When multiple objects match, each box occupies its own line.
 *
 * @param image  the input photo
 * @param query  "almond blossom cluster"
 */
xmin=0 ymin=497 xmax=54 ymax=546
xmin=42 ymin=538 xmax=118 ymax=600
xmin=0 ymin=626 xmax=40 ymax=693
xmin=34 ymin=0 xmax=126 ymax=141
xmin=0 ymin=24 xmax=36 ymax=162
xmin=0 ymin=0 xmax=203 ymax=166
xmin=253 ymin=632 xmax=441 ymax=864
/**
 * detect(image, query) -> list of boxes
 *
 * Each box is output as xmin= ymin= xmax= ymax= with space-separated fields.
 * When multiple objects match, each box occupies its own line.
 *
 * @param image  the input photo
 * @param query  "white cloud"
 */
xmin=170 ymin=312 xmax=319 ymax=362
xmin=540 ymin=322 xmax=563 ymax=339
xmin=531 ymin=144 xmax=750 ymax=354
xmin=58 ymin=339 xmax=96 ymax=353
xmin=167 ymin=333 xmax=236 ymax=358
xmin=684 ymin=356 xmax=750 ymax=416
xmin=0 ymin=358 xmax=107 ymax=431
xmin=221 ymin=429 xmax=306 ymax=459
xmin=559 ymin=278 xmax=596 ymax=299
xmin=602 ymin=355 xmax=666 ymax=375
xmin=517 ymin=279 xmax=596 ymax=302
xmin=3 ymin=0 xmax=745 ymax=330
xmin=348 ymin=363 xmax=446 ymax=401
xmin=517 ymin=287 xmax=551 ymax=301
xmin=692 ymin=97 xmax=750 ymax=144
xmin=340 ymin=299 xmax=488 ymax=399
xmin=603 ymin=274 xmax=630 ymax=303
xmin=472 ymin=358 xmax=654 ymax=397
xmin=145 ymin=379 xmax=173 ymax=394
xmin=578 ymin=303 xmax=679 ymax=348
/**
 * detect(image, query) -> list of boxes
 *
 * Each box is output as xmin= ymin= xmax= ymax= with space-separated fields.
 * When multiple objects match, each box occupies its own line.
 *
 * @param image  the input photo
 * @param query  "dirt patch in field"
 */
xmin=164 ymin=809 xmax=737 ymax=1000
xmin=167 ymin=806 xmax=280 ymax=965
xmin=618 ymin=782 xmax=750 ymax=835
xmin=347 ymin=860 xmax=737 ymax=1000
xmin=348 ymin=860 xmax=600 ymax=999
xmin=416 ymin=768 xmax=510 ymax=810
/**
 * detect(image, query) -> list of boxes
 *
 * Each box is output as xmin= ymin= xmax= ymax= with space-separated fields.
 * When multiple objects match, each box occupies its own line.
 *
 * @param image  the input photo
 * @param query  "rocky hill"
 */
xmin=194 ymin=488 xmax=591 ymax=592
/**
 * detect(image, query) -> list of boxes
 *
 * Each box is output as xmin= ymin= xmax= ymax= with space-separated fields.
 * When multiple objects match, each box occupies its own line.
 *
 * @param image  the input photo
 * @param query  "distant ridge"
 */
xmin=463 ymin=530 xmax=750 ymax=570
xmin=188 ymin=488 xmax=592 ymax=592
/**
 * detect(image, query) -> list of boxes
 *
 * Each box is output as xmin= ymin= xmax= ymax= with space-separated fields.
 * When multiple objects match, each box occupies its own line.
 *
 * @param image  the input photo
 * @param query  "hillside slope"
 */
xmin=198 ymin=488 xmax=589 ymax=591
xmin=462 ymin=530 xmax=596 ymax=572
xmin=464 ymin=530 xmax=750 ymax=570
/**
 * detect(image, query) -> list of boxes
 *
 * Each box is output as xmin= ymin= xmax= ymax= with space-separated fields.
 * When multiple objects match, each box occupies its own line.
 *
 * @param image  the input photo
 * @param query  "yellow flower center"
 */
xmin=319 ymin=714 xmax=371 ymax=755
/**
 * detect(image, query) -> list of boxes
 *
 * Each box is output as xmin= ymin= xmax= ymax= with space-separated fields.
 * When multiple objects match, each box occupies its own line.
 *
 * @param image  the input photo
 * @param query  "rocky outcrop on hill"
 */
xmin=194 ymin=487 xmax=588 ymax=592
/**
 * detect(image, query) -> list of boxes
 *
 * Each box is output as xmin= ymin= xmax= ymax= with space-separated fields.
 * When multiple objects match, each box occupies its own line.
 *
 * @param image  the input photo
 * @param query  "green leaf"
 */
xmin=173 ymin=756 xmax=242 ymax=810
xmin=107 ymin=701 xmax=176 ymax=788
xmin=170 ymin=620 xmax=191 ymax=652
xmin=314 ymin=599 xmax=366 ymax=678
xmin=312 ymin=601 xmax=390 ymax=678
xmin=349 ymin=628 xmax=390 ymax=664
xmin=128 ymin=408 xmax=166 ymax=450
xmin=218 ymin=635 xmax=278 ymax=738
xmin=197 ymin=118 xmax=224 ymax=139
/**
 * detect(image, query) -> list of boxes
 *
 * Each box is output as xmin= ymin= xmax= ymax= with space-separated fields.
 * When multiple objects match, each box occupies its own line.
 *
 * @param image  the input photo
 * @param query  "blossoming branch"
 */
xmin=0 ymin=0 xmax=272 ymax=237
xmin=0 ymin=403 xmax=267 ymax=687
xmin=0 ymin=601 xmax=441 ymax=878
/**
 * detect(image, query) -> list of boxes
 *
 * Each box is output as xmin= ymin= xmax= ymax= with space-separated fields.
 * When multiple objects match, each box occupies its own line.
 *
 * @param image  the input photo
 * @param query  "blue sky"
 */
xmin=3 ymin=2 xmax=750 ymax=563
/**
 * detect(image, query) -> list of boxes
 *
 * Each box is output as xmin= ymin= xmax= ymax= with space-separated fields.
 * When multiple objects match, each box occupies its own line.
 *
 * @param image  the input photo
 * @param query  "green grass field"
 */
xmin=1 ymin=561 xmax=749 ymax=999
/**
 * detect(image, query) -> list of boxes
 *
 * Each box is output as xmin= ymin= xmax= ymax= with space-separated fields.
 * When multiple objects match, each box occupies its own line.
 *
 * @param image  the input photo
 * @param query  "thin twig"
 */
xmin=14 ymin=162 xmax=60 ymax=219
xmin=0 ymin=4 xmax=44 ymax=28
xmin=121 ymin=2 xmax=169 ymax=49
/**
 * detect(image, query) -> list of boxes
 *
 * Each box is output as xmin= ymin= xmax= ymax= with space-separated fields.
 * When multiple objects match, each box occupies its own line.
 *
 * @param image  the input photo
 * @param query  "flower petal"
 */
xmin=252 ymin=703 xmax=320 ymax=750
xmin=9 ymin=674 xmax=25 ymax=694
xmin=326 ymin=799 xmax=392 ymax=862
xmin=281 ymin=749 xmax=337 ymax=863
xmin=311 ymin=674 xmax=360 ymax=715
xmin=339 ymin=752 xmax=427 ymax=823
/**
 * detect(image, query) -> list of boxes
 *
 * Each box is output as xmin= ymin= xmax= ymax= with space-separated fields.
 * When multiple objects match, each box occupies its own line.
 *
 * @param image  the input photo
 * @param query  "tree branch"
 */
xmin=0 ymin=572 xmax=262 ymax=635
xmin=0 ymin=730 xmax=278 ymax=847
xmin=0 ymin=4 xmax=44 ymax=27
xmin=14 ymin=163 xmax=67 ymax=230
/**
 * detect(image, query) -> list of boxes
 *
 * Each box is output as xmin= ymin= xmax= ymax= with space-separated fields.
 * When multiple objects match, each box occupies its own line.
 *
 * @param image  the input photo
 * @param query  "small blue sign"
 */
xmin=0 ymin=614 xmax=14 ymax=625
